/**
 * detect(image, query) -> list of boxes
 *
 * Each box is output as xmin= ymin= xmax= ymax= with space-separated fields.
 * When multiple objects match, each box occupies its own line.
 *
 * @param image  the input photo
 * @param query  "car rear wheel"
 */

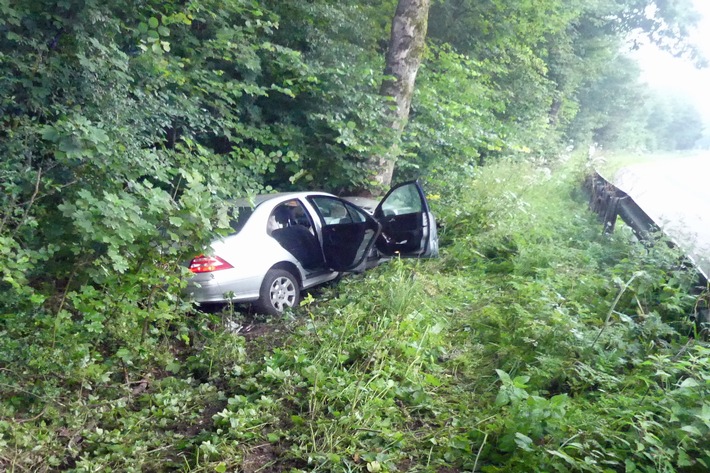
xmin=255 ymin=269 xmax=300 ymax=316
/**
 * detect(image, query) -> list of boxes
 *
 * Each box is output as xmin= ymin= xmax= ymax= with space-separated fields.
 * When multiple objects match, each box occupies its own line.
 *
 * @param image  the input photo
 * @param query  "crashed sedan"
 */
xmin=187 ymin=181 xmax=438 ymax=315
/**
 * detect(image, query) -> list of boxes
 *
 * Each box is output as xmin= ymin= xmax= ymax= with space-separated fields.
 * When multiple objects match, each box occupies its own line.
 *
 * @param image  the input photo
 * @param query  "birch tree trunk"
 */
xmin=367 ymin=0 xmax=430 ymax=194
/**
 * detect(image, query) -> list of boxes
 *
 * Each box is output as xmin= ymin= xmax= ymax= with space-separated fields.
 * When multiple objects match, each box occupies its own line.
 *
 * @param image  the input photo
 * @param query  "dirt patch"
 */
xmin=174 ymin=400 xmax=227 ymax=438
xmin=240 ymin=322 xmax=284 ymax=342
xmin=241 ymin=443 xmax=280 ymax=473
xmin=239 ymin=318 xmax=303 ymax=359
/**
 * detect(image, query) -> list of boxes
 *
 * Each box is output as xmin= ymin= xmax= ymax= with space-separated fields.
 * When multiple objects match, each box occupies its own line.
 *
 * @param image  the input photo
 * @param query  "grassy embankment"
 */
xmin=3 ymin=158 xmax=709 ymax=472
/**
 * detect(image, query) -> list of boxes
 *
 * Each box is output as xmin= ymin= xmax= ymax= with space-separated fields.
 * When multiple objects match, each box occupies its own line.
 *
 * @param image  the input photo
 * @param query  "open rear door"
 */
xmin=374 ymin=181 xmax=439 ymax=258
xmin=308 ymin=196 xmax=380 ymax=272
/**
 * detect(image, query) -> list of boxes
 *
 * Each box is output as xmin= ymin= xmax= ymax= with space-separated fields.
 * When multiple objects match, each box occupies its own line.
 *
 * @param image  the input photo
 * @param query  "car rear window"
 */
xmin=229 ymin=207 xmax=254 ymax=234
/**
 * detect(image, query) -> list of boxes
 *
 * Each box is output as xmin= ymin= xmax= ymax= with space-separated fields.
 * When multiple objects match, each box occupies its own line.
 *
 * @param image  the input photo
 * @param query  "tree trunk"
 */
xmin=367 ymin=0 xmax=430 ymax=194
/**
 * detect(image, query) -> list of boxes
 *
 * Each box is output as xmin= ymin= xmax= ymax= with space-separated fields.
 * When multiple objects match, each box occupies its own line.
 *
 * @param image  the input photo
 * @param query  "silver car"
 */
xmin=187 ymin=181 xmax=438 ymax=315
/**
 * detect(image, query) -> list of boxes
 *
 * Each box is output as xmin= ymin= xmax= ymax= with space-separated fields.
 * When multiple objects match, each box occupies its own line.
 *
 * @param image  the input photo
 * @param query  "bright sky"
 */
xmin=634 ymin=0 xmax=710 ymax=126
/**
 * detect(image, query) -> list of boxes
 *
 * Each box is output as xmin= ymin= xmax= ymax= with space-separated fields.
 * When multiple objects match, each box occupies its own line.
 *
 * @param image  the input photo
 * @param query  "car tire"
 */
xmin=255 ymin=269 xmax=300 ymax=316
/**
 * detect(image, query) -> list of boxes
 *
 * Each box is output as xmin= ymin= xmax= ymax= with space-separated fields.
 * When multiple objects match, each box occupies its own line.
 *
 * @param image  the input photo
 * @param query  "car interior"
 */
xmin=268 ymin=201 xmax=324 ymax=270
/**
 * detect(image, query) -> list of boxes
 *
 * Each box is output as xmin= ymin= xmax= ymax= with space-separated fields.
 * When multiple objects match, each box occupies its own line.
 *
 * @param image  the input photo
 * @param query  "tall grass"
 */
xmin=2 ymin=157 xmax=706 ymax=472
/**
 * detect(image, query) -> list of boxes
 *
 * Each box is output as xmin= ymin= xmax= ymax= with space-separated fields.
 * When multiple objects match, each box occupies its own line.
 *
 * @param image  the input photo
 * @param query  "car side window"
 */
xmin=310 ymin=197 xmax=366 ymax=225
xmin=267 ymin=200 xmax=314 ymax=235
xmin=380 ymin=184 xmax=423 ymax=216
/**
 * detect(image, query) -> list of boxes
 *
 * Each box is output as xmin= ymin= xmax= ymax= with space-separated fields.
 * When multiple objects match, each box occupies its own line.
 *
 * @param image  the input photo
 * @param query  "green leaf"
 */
xmin=681 ymin=425 xmax=702 ymax=437
xmin=291 ymin=415 xmax=305 ymax=425
xmin=512 ymin=375 xmax=530 ymax=388
xmin=547 ymin=449 xmax=577 ymax=466
xmin=678 ymin=449 xmax=693 ymax=467
xmin=148 ymin=17 xmax=159 ymax=29
xmin=495 ymin=369 xmax=512 ymax=385
xmin=425 ymin=373 xmax=442 ymax=386
xmin=514 ymin=433 xmax=534 ymax=452
xmin=41 ymin=126 xmax=59 ymax=142
xmin=679 ymin=377 xmax=700 ymax=388
xmin=116 ymin=348 xmax=133 ymax=364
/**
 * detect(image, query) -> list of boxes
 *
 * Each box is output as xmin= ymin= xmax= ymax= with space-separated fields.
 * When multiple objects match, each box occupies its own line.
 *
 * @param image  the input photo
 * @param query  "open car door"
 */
xmin=308 ymin=196 xmax=381 ymax=272
xmin=374 ymin=181 xmax=439 ymax=258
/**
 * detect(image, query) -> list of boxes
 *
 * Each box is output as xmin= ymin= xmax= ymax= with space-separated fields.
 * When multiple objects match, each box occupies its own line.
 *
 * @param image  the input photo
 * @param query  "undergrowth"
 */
xmin=2 ymin=158 xmax=708 ymax=472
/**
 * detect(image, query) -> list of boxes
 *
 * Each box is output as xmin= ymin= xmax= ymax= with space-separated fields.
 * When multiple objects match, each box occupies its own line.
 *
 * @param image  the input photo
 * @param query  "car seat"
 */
xmin=270 ymin=204 xmax=324 ymax=269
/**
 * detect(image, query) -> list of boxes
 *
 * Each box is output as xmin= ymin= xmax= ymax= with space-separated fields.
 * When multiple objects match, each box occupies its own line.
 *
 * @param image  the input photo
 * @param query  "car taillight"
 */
xmin=189 ymin=255 xmax=234 ymax=273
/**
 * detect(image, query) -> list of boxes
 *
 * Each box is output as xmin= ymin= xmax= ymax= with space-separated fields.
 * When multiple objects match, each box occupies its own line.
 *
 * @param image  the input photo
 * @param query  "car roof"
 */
xmin=232 ymin=191 xmax=333 ymax=209
xmin=232 ymin=191 xmax=381 ymax=216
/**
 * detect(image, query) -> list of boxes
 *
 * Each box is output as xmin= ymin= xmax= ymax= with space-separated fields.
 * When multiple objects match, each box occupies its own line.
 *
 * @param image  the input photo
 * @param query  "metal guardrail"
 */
xmin=586 ymin=168 xmax=710 ymax=336
xmin=586 ymin=170 xmax=710 ymax=334
xmin=585 ymin=171 xmax=657 ymax=239
xmin=585 ymin=170 xmax=707 ymax=287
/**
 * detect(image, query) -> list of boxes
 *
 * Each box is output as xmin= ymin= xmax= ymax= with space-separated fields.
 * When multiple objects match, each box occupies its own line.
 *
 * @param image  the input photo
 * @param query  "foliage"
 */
xmin=644 ymin=92 xmax=705 ymax=150
xmin=3 ymin=157 xmax=707 ymax=472
xmin=256 ymin=0 xmax=397 ymax=192
xmin=1 ymin=3 xmax=308 ymax=470
xmin=425 ymin=0 xmax=703 ymax=157
xmin=396 ymin=44 xmax=504 ymax=180
xmin=1 ymin=0 xmax=706 ymax=471
xmin=566 ymin=52 xmax=649 ymax=149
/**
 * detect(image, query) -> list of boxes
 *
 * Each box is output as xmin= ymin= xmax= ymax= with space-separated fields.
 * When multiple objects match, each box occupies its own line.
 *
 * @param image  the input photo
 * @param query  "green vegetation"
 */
xmin=2 ymin=0 xmax=708 ymax=471
xmin=644 ymin=93 xmax=705 ymax=151
xmin=3 ymin=158 xmax=707 ymax=471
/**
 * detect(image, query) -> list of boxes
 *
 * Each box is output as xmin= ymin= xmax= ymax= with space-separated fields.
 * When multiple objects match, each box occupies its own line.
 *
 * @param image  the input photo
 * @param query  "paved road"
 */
xmin=610 ymin=154 xmax=710 ymax=280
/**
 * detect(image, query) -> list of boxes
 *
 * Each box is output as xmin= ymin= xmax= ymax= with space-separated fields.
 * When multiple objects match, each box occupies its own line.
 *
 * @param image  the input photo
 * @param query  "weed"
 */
xmin=1 ymin=157 xmax=704 ymax=472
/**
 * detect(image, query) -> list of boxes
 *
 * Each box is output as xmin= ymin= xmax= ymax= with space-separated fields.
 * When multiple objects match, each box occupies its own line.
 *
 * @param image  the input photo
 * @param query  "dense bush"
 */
xmin=3 ymin=158 xmax=706 ymax=471
xmin=1 ymin=0 xmax=704 ymax=470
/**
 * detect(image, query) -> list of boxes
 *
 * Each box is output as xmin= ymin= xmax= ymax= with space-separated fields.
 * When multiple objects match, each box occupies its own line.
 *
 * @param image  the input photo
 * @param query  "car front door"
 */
xmin=308 ymin=196 xmax=381 ymax=272
xmin=374 ymin=181 xmax=439 ymax=258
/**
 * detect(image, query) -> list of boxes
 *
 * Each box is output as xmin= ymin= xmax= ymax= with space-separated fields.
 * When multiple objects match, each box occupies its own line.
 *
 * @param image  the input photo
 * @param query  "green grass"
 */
xmin=2 ymin=157 xmax=708 ymax=472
